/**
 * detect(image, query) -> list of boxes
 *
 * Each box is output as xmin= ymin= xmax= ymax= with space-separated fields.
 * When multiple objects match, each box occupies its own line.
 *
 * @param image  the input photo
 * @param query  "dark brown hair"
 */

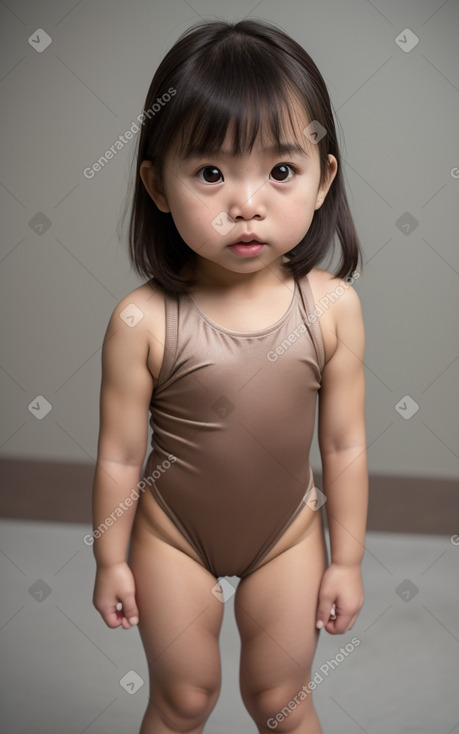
xmin=127 ymin=18 xmax=362 ymax=292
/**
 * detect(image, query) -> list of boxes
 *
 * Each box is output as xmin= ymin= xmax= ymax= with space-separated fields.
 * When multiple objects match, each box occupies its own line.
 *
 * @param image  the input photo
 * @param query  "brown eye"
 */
xmin=270 ymin=164 xmax=294 ymax=182
xmin=198 ymin=166 xmax=223 ymax=183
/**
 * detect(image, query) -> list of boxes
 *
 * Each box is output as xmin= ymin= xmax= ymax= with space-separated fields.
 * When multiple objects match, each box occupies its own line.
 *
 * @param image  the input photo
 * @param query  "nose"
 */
xmin=227 ymin=181 xmax=267 ymax=221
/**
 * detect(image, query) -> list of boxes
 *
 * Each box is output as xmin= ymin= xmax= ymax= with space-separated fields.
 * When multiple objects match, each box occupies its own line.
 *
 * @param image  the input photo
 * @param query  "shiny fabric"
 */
xmin=145 ymin=274 xmax=325 ymax=578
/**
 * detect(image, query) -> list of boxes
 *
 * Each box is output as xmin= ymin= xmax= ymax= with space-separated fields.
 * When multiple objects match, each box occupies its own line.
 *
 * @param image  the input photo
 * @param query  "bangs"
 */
xmin=174 ymin=88 xmax=308 ymax=161
xmin=168 ymin=40 xmax=313 ymax=160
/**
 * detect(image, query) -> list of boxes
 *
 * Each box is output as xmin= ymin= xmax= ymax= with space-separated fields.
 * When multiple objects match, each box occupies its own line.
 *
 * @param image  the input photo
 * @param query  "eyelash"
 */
xmin=196 ymin=163 xmax=298 ymax=184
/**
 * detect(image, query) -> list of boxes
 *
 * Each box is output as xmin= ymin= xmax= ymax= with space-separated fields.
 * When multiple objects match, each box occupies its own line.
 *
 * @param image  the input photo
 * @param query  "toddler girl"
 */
xmin=92 ymin=18 xmax=368 ymax=734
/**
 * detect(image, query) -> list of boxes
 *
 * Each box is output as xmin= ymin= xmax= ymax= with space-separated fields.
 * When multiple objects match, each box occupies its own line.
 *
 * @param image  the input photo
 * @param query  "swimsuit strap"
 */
xmin=296 ymin=274 xmax=325 ymax=373
xmin=156 ymin=289 xmax=179 ymax=388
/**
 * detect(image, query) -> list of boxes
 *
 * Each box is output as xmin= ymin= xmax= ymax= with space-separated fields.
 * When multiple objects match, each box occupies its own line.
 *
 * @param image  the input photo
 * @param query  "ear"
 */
xmin=139 ymin=160 xmax=170 ymax=213
xmin=315 ymin=154 xmax=338 ymax=210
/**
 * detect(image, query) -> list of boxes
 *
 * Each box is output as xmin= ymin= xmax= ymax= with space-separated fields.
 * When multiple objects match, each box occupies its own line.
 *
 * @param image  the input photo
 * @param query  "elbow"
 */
xmin=319 ymin=434 xmax=367 ymax=457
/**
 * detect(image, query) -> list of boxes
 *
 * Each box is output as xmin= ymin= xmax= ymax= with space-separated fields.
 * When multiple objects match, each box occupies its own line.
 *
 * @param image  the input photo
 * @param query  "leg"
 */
xmin=128 ymin=516 xmax=224 ymax=733
xmin=235 ymin=519 xmax=327 ymax=733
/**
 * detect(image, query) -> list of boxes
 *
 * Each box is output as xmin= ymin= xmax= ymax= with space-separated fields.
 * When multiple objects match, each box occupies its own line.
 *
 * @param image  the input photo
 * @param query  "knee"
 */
xmin=156 ymin=684 xmax=219 ymax=730
xmin=243 ymin=686 xmax=312 ymax=732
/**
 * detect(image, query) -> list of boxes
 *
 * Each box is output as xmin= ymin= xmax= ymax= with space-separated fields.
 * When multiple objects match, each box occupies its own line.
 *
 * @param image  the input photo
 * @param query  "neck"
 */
xmin=187 ymin=255 xmax=292 ymax=295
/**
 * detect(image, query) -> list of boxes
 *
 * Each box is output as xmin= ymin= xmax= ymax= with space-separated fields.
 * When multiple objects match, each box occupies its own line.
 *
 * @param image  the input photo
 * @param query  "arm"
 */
xmin=315 ymin=284 xmax=368 ymax=634
xmin=91 ymin=295 xmax=154 ymax=629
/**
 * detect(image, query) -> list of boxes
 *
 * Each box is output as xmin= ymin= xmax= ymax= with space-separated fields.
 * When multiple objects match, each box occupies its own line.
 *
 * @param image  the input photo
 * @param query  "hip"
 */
xmin=132 ymin=480 xmax=325 ymax=576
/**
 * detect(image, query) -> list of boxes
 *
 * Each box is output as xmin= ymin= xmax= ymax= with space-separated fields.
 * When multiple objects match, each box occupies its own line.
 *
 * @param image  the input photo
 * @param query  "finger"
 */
xmin=114 ymin=601 xmax=129 ymax=629
xmin=344 ymin=610 xmax=359 ymax=633
xmin=103 ymin=607 xmax=123 ymax=629
xmin=316 ymin=597 xmax=337 ymax=630
xmin=113 ymin=602 xmax=131 ymax=630
xmin=115 ymin=596 xmax=139 ymax=628
xmin=325 ymin=610 xmax=354 ymax=635
xmin=94 ymin=597 xmax=123 ymax=629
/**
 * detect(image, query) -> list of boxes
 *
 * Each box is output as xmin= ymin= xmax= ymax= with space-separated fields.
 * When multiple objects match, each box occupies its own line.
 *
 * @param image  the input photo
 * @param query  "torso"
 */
xmin=131 ymin=267 xmax=340 ymax=572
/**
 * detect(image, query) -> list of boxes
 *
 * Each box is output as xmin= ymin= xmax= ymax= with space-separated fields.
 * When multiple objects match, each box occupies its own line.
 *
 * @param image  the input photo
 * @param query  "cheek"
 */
xmin=299 ymin=181 xmax=321 ymax=212
xmin=169 ymin=195 xmax=212 ymax=244
xmin=278 ymin=207 xmax=315 ymax=248
xmin=283 ymin=189 xmax=317 ymax=228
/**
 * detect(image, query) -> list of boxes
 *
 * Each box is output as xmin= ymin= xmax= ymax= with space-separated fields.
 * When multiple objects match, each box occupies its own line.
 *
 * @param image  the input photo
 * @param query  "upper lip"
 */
xmin=230 ymin=234 xmax=263 ymax=245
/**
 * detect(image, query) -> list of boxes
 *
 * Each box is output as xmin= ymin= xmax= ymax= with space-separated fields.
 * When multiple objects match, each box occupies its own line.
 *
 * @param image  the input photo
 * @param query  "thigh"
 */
xmin=235 ymin=517 xmax=328 ymax=694
xmin=128 ymin=514 xmax=225 ymax=692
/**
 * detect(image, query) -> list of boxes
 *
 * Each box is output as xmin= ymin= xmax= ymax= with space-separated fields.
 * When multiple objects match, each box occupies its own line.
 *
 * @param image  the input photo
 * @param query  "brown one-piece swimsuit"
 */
xmin=144 ymin=273 xmax=325 ymax=579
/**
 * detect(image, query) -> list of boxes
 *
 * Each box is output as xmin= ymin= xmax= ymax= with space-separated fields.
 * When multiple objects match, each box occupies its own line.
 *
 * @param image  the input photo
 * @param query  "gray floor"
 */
xmin=1 ymin=520 xmax=458 ymax=733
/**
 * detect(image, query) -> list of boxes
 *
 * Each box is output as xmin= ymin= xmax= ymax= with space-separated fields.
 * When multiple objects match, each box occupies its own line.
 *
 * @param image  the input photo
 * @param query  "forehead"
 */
xmin=169 ymin=89 xmax=318 ymax=162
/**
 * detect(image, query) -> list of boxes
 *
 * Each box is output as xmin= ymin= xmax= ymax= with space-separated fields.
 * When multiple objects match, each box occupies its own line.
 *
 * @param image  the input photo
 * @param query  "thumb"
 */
xmin=316 ymin=594 xmax=336 ymax=630
xmin=117 ymin=593 xmax=139 ymax=628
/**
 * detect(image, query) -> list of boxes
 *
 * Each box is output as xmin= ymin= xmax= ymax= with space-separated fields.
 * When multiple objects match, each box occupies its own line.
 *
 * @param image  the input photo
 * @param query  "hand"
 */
xmin=93 ymin=562 xmax=139 ymax=630
xmin=315 ymin=562 xmax=364 ymax=634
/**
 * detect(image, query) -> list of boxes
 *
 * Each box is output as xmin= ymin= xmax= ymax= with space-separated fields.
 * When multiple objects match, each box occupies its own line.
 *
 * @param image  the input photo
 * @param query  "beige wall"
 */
xmin=1 ymin=0 xmax=458 ymax=479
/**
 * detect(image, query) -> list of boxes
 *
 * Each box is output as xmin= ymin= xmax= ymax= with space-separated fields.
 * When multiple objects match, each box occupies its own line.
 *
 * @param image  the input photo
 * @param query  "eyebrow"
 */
xmin=182 ymin=142 xmax=309 ymax=161
xmin=263 ymin=143 xmax=309 ymax=157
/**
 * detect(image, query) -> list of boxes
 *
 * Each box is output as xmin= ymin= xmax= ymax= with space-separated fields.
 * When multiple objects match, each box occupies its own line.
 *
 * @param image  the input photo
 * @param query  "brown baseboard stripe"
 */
xmin=0 ymin=459 xmax=457 ymax=534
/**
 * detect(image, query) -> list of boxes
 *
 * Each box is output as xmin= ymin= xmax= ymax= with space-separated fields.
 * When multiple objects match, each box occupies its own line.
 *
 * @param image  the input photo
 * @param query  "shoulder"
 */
xmin=103 ymin=280 xmax=167 ymax=378
xmin=108 ymin=279 xmax=165 ymax=322
xmin=306 ymin=267 xmax=362 ymax=320
xmin=303 ymin=267 xmax=363 ymax=363
xmin=105 ymin=279 xmax=166 ymax=335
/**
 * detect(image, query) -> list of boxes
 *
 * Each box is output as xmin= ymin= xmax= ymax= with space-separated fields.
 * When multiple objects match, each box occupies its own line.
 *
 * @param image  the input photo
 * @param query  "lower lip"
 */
xmin=228 ymin=242 xmax=265 ymax=257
